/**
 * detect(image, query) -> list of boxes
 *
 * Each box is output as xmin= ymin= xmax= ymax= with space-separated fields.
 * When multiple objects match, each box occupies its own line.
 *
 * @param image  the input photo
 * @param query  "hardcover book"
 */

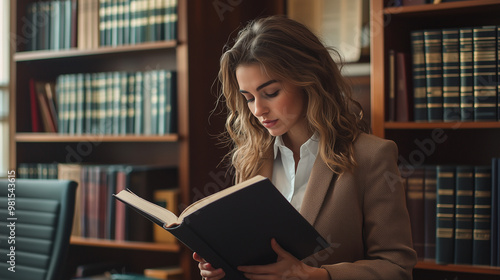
xmin=114 ymin=175 xmax=330 ymax=280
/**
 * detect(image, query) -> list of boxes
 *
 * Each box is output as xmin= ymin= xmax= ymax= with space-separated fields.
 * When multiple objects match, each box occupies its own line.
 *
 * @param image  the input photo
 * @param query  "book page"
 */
xmin=178 ymin=175 xmax=266 ymax=220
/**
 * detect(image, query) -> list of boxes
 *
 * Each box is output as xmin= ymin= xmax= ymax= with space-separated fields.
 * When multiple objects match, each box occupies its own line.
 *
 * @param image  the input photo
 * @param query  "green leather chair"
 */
xmin=0 ymin=179 xmax=77 ymax=280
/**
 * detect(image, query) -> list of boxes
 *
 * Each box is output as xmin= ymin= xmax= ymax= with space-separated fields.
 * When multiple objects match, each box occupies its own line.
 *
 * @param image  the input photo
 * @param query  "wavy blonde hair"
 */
xmin=219 ymin=16 xmax=368 ymax=182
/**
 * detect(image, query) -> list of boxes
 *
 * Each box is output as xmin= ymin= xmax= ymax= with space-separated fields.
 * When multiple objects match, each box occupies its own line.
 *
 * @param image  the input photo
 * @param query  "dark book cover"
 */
xmin=472 ymin=165 xmax=492 ymax=265
xmin=491 ymin=158 xmax=499 ymax=266
xmin=424 ymin=29 xmax=443 ymax=122
xmin=459 ymin=27 xmax=474 ymax=121
xmin=411 ymin=30 xmax=428 ymax=122
xmin=436 ymin=165 xmax=456 ymax=264
xmin=442 ymin=28 xmax=461 ymax=122
xmin=115 ymin=176 xmax=330 ymax=280
xmin=454 ymin=165 xmax=474 ymax=264
xmin=473 ymin=26 xmax=497 ymax=121
xmin=396 ymin=51 xmax=412 ymax=122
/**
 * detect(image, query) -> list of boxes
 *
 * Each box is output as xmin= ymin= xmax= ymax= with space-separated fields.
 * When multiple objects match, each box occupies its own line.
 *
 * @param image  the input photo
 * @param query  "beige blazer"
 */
xmin=258 ymin=133 xmax=417 ymax=280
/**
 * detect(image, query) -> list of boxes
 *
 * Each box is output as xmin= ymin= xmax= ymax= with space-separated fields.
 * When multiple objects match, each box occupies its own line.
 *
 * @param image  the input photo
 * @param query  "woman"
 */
xmin=194 ymin=15 xmax=417 ymax=280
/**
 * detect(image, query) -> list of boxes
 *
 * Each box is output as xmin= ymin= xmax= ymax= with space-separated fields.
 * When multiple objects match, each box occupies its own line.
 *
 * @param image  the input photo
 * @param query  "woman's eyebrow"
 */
xmin=239 ymin=79 xmax=278 ymax=93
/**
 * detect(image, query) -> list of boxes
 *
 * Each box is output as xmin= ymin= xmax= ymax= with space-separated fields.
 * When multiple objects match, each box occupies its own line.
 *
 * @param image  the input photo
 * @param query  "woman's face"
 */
xmin=236 ymin=64 xmax=308 ymax=139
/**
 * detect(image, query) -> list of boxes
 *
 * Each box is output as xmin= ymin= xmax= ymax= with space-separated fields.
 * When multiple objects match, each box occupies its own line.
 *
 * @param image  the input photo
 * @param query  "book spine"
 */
xmin=112 ymin=72 xmax=121 ymax=135
xmin=498 ymin=26 xmax=500 ymax=121
xmin=68 ymin=74 xmax=77 ymax=134
xmin=459 ymin=28 xmax=474 ymax=121
xmin=150 ymin=70 xmax=159 ymax=135
xmin=411 ymin=31 xmax=427 ymax=122
xmin=491 ymin=158 xmax=499 ymax=266
xmin=396 ymin=52 xmax=411 ymax=122
xmin=157 ymin=69 xmax=166 ymax=135
xmin=105 ymin=72 xmax=114 ymax=134
xmin=84 ymin=73 xmax=93 ymax=134
xmin=436 ymin=165 xmax=456 ymax=264
xmin=126 ymin=73 xmax=136 ymax=134
xmin=119 ymin=72 xmax=128 ymax=135
xmin=134 ymin=71 xmax=144 ymax=134
xmin=406 ymin=167 xmax=425 ymax=259
xmin=442 ymin=28 xmax=461 ymax=122
xmin=424 ymin=165 xmax=437 ymax=261
xmin=388 ymin=50 xmax=396 ymax=122
xmin=472 ymin=165 xmax=492 ymax=265
xmin=75 ymin=73 xmax=85 ymax=134
xmin=454 ymin=165 xmax=474 ymax=264
xmin=143 ymin=71 xmax=152 ymax=135
xmin=424 ymin=29 xmax=443 ymax=122
xmin=473 ymin=26 xmax=497 ymax=121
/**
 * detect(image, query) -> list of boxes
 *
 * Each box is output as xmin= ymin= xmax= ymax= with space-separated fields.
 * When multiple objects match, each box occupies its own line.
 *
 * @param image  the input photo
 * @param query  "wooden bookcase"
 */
xmin=8 ymin=0 xmax=284 ymax=279
xmin=370 ymin=0 xmax=500 ymax=279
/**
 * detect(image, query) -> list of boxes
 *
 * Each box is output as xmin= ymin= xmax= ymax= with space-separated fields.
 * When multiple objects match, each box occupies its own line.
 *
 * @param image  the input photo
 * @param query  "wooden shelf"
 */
xmin=385 ymin=121 xmax=500 ymax=130
xmin=14 ymin=40 xmax=177 ymax=61
xmin=384 ymin=0 xmax=500 ymax=15
xmin=415 ymin=261 xmax=500 ymax=275
xmin=15 ymin=133 xmax=179 ymax=142
xmin=70 ymin=236 xmax=180 ymax=252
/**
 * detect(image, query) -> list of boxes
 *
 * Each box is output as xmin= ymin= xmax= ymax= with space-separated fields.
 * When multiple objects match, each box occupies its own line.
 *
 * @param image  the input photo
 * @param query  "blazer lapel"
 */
xmin=299 ymin=157 xmax=336 ymax=225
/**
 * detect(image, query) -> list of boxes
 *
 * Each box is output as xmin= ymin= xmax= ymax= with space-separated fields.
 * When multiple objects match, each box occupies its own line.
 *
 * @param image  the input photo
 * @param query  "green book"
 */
xmin=442 ymin=28 xmax=460 ymax=121
xmin=97 ymin=72 xmax=108 ymax=135
xmin=454 ymin=165 xmax=474 ymax=264
xmin=411 ymin=30 xmax=427 ymax=122
xmin=76 ymin=73 xmax=85 ymax=135
xmin=472 ymin=165 xmax=492 ymax=265
xmin=473 ymin=26 xmax=497 ymax=121
xmin=406 ymin=167 xmax=425 ymax=259
xmin=436 ymin=165 xmax=456 ymax=264
xmin=119 ymin=72 xmax=128 ymax=135
xmin=126 ymin=73 xmax=136 ymax=134
xmin=112 ymin=72 xmax=122 ymax=135
xmin=459 ymin=27 xmax=474 ymax=121
xmin=424 ymin=29 xmax=443 ymax=122
xmin=68 ymin=74 xmax=77 ymax=135
xmin=157 ymin=70 xmax=166 ymax=135
xmin=134 ymin=71 xmax=144 ymax=134
xmin=84 ymin=73 xmax=93 ymax=134
xmin=150 ymin=70 xmax=159 ymax=135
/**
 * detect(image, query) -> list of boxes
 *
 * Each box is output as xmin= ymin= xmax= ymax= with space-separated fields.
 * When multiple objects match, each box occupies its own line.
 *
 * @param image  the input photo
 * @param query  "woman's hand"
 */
xmin=237 ymin=238 xmax=329 ymax=280
xmin=193 ymin=252 xmax=226 ymax=280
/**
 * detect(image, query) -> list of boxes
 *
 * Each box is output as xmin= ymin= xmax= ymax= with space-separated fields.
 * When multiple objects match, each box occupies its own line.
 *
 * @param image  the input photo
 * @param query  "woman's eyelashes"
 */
xmin=243 ymin=90 xmax=280 ymax=103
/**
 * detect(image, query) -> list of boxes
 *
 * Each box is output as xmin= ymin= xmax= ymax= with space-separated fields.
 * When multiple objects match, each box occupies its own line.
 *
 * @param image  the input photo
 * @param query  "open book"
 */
xmin=114 ymin=175 xmax=330 ymax=280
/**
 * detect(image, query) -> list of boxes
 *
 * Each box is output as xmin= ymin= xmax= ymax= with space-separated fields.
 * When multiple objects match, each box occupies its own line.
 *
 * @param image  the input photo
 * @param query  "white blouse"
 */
xmin=271 ymin=133 xmax=319 ymax=211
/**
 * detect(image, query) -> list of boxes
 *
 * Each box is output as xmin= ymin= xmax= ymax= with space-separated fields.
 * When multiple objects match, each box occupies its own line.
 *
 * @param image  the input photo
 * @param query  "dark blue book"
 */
xmin=411 ymin=31 xmax=427 ymax=122
xmin=472 ymin=165 xmax=492 ymax=265
xmin=473 ymin=26 xmax=497 ymax=121
xmin=454 ymin=165 xmax=474 ymax=264
xmin=492 ymin=158 xmax=499 ymax=266
xmin=459 ymin=27 xmax=474 ymax=121
xmin=424 ymin=29 xmax=443 ymax=122
xmin=442 ymin=28 xmax=461 ymax=121
xmin=436 ymin=165 xmax=456 ymax=264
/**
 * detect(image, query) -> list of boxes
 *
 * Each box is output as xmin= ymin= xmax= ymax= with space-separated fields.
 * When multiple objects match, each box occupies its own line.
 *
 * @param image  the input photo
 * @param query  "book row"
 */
xmin=406 ymin=25 xmax=500 ymax=122
xmin=30 ymin=69 xmax=177 ymax=135
xmin=19 ymin=163 xmax=179 ymax=242
xmin=403 ymin=159 xmax=500 ymax=267
xmin=24 ymin=0 xmax=178 ymax=51
xmin=25 ymin=0 xmax=77 ymax=51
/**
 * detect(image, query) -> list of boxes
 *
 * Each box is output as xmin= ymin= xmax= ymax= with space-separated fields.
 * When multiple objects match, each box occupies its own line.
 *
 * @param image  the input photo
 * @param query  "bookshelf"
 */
xmin=370 ymin=0 xmax=500 ymax=279
xmin=9 ymin=0 xmax=284 ymax=279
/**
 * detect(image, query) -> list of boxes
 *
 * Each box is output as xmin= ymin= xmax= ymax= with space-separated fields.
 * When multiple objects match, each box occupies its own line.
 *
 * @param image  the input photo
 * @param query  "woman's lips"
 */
xmin=262 ymin=119 xmax=278 ymax=128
